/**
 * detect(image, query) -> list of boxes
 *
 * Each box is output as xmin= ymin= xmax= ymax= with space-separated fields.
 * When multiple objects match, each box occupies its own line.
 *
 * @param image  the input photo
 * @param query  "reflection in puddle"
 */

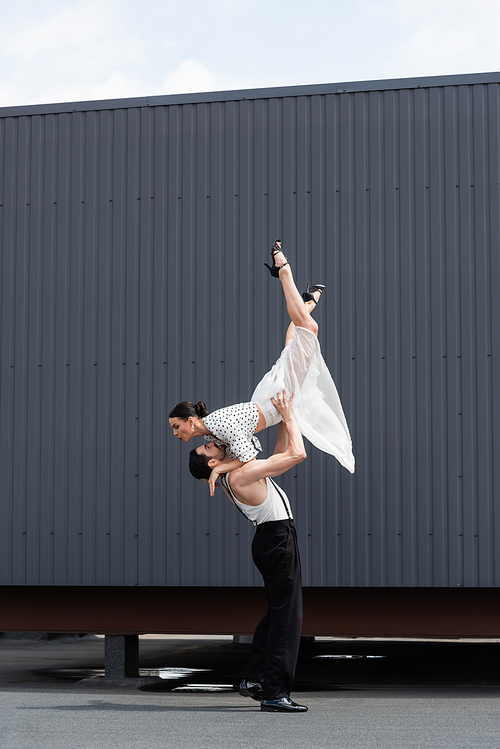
xmin=142 ymin=668 xmax=236 ymax=691
xmin=143 ymin=667 xmax=211 ymax=680
xmin=173 ymin=684 xmax=235 ymax=692
xmin=314 ymin=655 xmax=385 ymax=659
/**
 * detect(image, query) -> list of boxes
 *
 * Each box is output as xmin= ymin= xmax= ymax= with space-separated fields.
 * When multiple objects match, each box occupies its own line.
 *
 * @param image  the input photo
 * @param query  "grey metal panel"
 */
xmin=70 ymin=123 xmax=84 ymax=574
xmin=1 ymin=75 xmax=499 ymax=587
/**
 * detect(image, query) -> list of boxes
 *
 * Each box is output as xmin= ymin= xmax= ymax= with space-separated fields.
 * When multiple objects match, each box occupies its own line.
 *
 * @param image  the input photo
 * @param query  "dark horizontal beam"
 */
xmin=1 ymin=587 xmax=499 ymax=638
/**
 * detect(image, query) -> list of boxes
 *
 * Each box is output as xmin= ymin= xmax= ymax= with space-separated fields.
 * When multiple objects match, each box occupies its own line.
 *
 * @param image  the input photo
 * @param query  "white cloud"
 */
xmin=0 ymin=0 xmax=147 ymax=106
xmin=4 ymin=1 xmax=115 ymax=60
xmin=156 ymin=60 xmax=294 ymax=97
xmin=35 ymin=70 xmax=150 ymax=106
xmin=394 ymin=0 xmax=499 ymax=26
xmin=1 ymin=0 xmax=500 ymax=109
xmin=379 ymin=0 xmax=500 ymax=77
xmin=161 ymin=60 xmax=218 ymax=95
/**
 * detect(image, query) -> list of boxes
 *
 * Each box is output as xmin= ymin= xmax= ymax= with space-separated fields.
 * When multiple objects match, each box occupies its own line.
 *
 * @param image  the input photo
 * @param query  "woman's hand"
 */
xmin=271 ymin=390 xmax=295 ymax=421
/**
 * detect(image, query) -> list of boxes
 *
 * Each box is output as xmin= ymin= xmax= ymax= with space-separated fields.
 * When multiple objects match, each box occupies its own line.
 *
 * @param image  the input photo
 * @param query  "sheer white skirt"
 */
xmin=251 ymin=327 xmax=355 ymax=473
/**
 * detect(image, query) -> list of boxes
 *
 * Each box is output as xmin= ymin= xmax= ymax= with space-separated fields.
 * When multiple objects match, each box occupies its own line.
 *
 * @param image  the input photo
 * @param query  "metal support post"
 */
xmin=104 ymin=635 xmax=139 ymax=678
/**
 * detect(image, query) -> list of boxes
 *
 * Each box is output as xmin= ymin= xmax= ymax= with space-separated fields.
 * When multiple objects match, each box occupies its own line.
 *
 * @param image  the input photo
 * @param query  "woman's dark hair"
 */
xmin=189 ymin=448 xmax=212 ymax=480
xmin=169 ymin=401 xmax=209 ymax=420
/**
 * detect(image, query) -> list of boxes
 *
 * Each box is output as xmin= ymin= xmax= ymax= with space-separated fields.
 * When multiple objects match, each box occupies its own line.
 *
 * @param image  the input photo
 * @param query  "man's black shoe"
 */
xmin=239 ymin=679 xmax=263 ymax=701
xmin=261 ymin=697 xmax=308 ymax=712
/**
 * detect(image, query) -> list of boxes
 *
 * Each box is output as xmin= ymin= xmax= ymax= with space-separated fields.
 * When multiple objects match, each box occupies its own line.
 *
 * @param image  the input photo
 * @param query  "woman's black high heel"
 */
xmin=302 ymin=282 xmax=326 ymax=303
xmin=264 ymin=239 xmax=289 ymax=278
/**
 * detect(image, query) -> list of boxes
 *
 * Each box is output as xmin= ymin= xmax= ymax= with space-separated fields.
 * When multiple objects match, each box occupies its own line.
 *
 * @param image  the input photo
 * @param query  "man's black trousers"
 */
xmin=245 ymin=518 xmax=303 ymax=700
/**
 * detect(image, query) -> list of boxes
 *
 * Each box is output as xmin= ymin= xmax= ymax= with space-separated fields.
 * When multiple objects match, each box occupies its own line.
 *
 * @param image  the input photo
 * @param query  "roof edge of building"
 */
xmin=1 ymin=70 xmax=500 ymax=118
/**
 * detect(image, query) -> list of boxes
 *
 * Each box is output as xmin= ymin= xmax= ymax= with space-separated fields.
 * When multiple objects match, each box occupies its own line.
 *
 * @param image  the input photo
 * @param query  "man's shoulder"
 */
xmin=229 ymin=460 xmax=268 ymax=489
xmin=227 ymin=464 xmax=268 ymax=506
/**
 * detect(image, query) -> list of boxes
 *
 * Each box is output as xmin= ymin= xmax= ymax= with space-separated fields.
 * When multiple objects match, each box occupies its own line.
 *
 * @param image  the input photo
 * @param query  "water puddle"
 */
xmin=314 ymin=655 xmax=385 ymax=659
xmin=142 ymin=667 xmax=233 ymax=691
xmin=142 ymin=667 xmax=211 ymax=680
xmin=173 ymin=684 xmax=235 ymax=693
xmin=35 ymin=666 xmax=213 ymax=682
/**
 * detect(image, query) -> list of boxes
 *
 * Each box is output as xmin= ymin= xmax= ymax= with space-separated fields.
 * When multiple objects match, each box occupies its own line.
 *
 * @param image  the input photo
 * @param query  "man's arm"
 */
xmin=207 ymin=457 xmax=245 ymax=496
xmin=231 ymin=392 xmax=306 ymax=487
xmin=209 ymin=396 xmax=291 ymax=494
xmin=272 ymin=420 xmax=288 ymax=455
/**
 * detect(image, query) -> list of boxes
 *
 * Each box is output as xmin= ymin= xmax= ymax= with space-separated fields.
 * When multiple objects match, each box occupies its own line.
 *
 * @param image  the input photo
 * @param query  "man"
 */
xmin=189 ymin=390 xmax=308 ymax=713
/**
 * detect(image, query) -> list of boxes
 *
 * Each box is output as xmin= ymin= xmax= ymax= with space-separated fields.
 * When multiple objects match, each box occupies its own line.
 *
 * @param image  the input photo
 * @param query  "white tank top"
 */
xmin=222 ymin=475 xmax=293 ymax=526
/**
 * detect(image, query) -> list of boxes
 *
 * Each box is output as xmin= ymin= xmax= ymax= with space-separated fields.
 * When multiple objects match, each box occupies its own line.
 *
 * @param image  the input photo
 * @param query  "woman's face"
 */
xmin=169 ymin=416 xmax=194 ymax=442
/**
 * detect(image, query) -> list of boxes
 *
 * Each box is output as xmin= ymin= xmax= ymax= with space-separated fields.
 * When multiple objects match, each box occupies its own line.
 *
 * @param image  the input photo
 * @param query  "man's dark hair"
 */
xmin=189 ymin=448 xmax=212 ymax=480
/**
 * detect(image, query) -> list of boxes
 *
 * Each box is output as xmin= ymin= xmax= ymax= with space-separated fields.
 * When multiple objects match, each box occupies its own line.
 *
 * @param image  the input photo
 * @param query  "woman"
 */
xmin=169 ymin=242 xmax=355 ymax=492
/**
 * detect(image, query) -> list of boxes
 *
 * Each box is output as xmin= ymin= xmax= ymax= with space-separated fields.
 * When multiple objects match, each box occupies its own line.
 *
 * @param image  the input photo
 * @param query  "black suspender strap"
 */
xmin=220 ymin=475 xmax=256 ymax=525
xmin=221 ymin=475 xmax=292 ymax=524
xmin=268 ymin=478 xmax=292 ymax=520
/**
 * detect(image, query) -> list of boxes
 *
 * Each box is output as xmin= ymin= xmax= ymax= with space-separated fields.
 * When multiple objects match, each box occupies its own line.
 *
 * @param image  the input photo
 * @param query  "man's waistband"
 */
xmin=255 ymin=518 xmax=295 ymax=531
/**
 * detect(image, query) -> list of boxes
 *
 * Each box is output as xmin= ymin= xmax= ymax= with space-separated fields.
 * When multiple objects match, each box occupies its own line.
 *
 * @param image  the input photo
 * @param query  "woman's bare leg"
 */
xmin=273 ymin=247 xmax=319 ymax=337
xmin=285 ymin=321 xmax=296 ymax=347
xmin=284 ymin=296 xmax=320 ymax=346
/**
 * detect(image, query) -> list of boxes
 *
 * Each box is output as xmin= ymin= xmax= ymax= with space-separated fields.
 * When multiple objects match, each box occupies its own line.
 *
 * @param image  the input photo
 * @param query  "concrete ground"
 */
xmin=1 ymin=634 xmax=500 ymax=749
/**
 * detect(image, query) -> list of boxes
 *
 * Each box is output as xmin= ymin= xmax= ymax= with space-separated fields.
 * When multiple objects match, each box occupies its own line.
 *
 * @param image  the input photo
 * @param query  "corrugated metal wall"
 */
xmin=1 ymin=75 xmax=499 ymax=587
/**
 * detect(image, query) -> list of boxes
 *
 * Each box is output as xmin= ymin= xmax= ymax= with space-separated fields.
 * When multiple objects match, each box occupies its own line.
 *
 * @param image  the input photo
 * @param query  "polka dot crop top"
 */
xmin=202 ymin=402 xmax=262 ymax=463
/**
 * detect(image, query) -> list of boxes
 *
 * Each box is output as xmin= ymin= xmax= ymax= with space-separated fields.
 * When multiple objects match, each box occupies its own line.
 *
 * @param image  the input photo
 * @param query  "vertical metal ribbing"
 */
xmin=122 ymin=107 xmax=141 ymax=587
xmin=487 ymin=85 xmax=500 ymax=588
xmin=483 ymin=84 xmax=500 ymax=587
xmin=428 ymin=86 xmax=448 ymax=587
xmin=26 ymin=115 xmax=45 ymax=585
xmin=108 ymin=107 xmax=128 ymax=586
xmin=1 ymin=79 xmax=499 ymax=588
xmin=52 ymin=112 xmax=72 ymax=585
xmin=149 ymin=105 xmax=169 ymax=587
xmin=136 ymin=105 xmax=155 ymax=587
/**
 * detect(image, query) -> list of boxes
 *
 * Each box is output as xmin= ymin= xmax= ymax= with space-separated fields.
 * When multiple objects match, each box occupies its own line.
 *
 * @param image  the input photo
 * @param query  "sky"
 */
xmin=0 ymin=0 xmax=499 ymax=108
